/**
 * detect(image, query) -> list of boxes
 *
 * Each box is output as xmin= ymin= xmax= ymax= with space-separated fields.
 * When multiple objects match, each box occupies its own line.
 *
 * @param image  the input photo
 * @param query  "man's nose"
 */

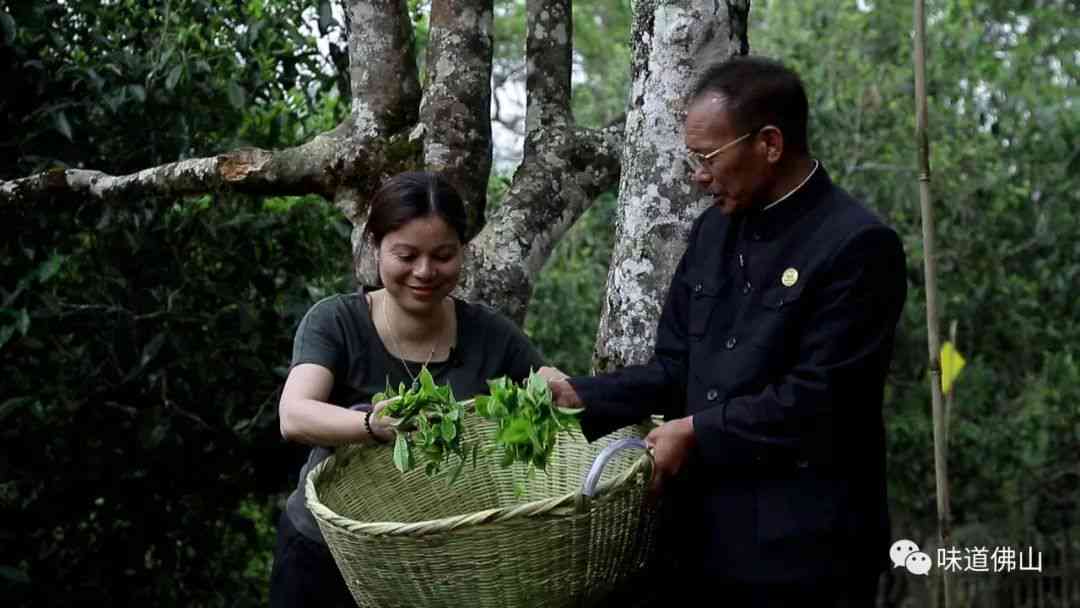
xmin=690 ymin=164 xmax=712 ymax=187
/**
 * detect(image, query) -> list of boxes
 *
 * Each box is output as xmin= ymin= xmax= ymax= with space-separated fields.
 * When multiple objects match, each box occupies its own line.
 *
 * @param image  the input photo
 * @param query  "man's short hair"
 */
xmin=690 ymin=56 xmax=810 ymax=155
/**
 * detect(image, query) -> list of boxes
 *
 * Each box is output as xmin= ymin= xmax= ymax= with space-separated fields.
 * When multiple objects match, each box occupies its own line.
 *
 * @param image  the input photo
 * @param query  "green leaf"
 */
xmin=393 ymin=432 xmax=411 ymax=473
xmin=226 ymin=81 xmax=246 ymax=110
xmin=0 ymin=11 xmax=15 ymax=44
xmin=0 ymin=565 xmax=30 ymax=585
xmin=448 ymin=454 xmax=467 ymax=485
xmin=166 ymin=64 xmax=183 ymax=91
xmin=419 ymin=366 xmax=436 ymax=394
xmin=0 ymin=397 xmax=33 ymax=423
xmin=0 ymin=324 xmax=16 ymax=350
xmin=141 ymin=333 xmax=167 ymax=366
xmin=16 ymin=309 xmax=30 ymax=336
xmin=156 ymin=46 xmax=175 ymax=72
xmin=128 ymin=84 xmax=147 ymax=103
xmin=474 ymin=395 xmax=490 ymax=417
xmin=527 ymin=370 xmax=548 ymax=398
xmin=497 ymin=418 xmax=532 ymax=445
xmin=34 ymin=253 xmax=64 ymax=283
xmin=441 ymin=417 xmax=456 ymax=441
xmin=53 ymin=111 xmax=73 ymax=141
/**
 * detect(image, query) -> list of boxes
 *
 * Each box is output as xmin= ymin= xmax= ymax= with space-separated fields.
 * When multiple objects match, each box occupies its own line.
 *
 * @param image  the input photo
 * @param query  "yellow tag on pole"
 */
xmin=940 ymin=341 xmax=966 ymax=395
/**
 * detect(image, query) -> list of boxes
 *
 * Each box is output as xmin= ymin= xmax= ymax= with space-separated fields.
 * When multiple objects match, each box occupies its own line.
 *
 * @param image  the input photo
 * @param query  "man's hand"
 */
xmin=538 ymin=366 xmax=583 ymax=409
xmin=645 ymin=416 xmax=696 ymax=495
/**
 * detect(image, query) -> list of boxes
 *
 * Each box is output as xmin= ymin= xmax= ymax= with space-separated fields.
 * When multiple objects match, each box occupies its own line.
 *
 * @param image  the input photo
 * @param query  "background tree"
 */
xmin=1 ymin=1 xmax=353 ymax=604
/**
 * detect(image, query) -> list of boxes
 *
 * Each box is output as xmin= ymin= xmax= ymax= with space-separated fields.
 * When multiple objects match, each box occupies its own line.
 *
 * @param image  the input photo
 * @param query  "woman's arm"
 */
xmin=278 ymin=363 xmax=394 ymax=446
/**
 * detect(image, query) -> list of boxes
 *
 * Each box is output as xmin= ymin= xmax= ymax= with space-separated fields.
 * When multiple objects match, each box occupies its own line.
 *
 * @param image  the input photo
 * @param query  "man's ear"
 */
xmin=759 ymin=125 xmax=784 ymax=164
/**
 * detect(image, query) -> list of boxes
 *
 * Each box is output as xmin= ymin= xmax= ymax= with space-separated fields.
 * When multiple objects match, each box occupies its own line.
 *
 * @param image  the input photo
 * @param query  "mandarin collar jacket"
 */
xmin=570 ymin=164 xmax=907 ymax=581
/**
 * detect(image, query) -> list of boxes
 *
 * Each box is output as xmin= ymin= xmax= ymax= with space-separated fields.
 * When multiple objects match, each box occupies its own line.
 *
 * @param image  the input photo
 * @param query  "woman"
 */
xmin=270 ymin=171 xmax=545 ymax=607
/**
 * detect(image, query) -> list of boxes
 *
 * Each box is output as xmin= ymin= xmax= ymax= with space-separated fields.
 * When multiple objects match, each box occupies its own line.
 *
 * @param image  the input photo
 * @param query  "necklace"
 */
xmin=761 ymin=159 xmax=819 ymax=212
xmin=381 ymin=293 xmax=443 ymax=389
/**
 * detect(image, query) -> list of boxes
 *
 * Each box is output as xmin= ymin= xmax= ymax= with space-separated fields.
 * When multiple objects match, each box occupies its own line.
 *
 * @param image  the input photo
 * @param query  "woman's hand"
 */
xmin=537 ymin=366 xmax=568 ymax=383
xmin=368 ymin=397 xmax=402 ymax=444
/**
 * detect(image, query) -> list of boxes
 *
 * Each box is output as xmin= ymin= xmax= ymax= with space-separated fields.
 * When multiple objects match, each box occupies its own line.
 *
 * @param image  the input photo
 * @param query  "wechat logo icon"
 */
xmin=891 ymin=539 xmax=933 ymax=575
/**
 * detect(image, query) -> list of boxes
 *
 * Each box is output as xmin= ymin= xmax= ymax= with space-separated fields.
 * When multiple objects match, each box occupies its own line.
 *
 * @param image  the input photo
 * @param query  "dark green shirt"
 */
xmin=284 ymin=290 xmax=544 ymax=542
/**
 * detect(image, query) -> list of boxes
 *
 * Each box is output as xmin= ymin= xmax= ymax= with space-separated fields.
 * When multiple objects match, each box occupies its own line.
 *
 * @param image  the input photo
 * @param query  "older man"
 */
xmin=545 ymin=56 xmax=907 ymax=605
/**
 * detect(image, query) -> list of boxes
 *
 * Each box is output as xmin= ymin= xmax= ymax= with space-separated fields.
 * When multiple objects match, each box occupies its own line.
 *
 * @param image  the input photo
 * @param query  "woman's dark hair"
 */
xmin=364 ymin=171 xmax=470 ymax=246
xmin=690 ymin=56 xmax=810 ymax=156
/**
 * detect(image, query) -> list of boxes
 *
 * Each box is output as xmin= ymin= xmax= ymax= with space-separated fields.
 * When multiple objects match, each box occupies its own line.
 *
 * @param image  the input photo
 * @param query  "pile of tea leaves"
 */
xmin=374 ymin=368 xmax=470 ymax=482
xmin=374 ymin=369 xmax=581 ymax=485
xmin=474 ymin=372 xmax=581 ymax=472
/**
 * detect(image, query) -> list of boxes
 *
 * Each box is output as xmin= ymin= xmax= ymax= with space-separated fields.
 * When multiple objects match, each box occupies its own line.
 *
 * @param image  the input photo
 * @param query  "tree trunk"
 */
xmin=593 ymin=0 xmax=750 ymax=371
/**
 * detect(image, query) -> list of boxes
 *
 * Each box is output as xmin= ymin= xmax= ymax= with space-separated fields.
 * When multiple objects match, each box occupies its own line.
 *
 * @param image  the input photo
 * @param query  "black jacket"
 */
xmin=571 ymin=165 xmax=907 ymax=583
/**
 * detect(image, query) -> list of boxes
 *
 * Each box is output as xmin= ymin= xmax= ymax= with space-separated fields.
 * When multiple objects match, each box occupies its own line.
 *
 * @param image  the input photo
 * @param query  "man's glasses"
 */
xmin=686 ymin=126 xmax=762 ymax=173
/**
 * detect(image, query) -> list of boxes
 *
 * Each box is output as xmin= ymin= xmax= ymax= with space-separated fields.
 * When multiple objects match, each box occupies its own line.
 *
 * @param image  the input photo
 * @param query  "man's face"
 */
xmin=684 ymin=97 xmax=770 ymax=215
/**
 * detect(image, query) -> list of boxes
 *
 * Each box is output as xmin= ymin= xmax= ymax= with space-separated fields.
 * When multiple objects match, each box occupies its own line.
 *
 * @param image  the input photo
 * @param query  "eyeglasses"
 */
xmin=686 ymin=127 xmax=762 ymax=173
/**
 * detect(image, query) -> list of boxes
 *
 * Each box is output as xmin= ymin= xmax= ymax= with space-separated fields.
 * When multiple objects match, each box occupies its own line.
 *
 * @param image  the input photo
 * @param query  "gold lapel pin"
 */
xmin=781 ymin=268 xmax=799 ymax=287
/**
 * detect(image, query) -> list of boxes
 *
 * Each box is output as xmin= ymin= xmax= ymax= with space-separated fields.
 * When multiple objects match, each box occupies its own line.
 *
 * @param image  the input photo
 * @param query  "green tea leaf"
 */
xmin=419 ymin=366 xmax=436 ymax=394
xmin=393 ymin=432 xmax=411 ymax=473
xmin=527 ymin=370 xmax=548 ymax=399
xmin=497 ymin=418 xmax=531 ymax=445
xmin=381 ymin=365 xmax=470 ymax=484
xmin=441 ymin=416 xmax=456 ymax=441
xmin=474 ymin=395 xmax=489 ymax=417
xmin=448 ymin=455 xmax=467 ymax=485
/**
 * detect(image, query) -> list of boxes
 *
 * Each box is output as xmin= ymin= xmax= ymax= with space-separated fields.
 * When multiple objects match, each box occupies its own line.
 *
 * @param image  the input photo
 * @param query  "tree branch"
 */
xmin=0 ymin=124 xmax=354 ymax=206
xmin=346 ymin=0 xmax=421 ymax=137
xmin=459 ymin=122 xmax=623 ymax=323
xmin=524 ymin=0 xmax=573 ymax=152
xmin=420 ymin=0 xmax=495 ymax=238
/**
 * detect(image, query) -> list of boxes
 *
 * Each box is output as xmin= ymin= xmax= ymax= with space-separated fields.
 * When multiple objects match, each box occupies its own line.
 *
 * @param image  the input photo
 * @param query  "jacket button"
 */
xmin=706 ymin=389 xmax=719 ymax=401
xmin=694 ymin=283 xmax=703 ymax=294
xmin=742 ymin=282 xmax=752 ymax=295
xmin=725 ymin=336 xmax=737 ymax=349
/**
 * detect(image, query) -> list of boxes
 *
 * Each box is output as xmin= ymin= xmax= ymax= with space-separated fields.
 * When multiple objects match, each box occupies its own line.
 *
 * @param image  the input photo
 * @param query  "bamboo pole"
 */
xmin=945 ymin=320 xmax=957 ymax=447
xmin=913 ymin=1 xmax=952 ymax=606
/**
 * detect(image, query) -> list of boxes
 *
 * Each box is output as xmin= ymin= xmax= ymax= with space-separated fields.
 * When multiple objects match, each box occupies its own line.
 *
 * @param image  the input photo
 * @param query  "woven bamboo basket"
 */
xmin=305 ymin=416 xmax=659 ymax=608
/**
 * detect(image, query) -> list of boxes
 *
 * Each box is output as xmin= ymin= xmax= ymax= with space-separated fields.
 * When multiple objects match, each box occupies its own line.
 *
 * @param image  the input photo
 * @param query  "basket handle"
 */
xmin=580 ymin=437 xmax=651 ymax=498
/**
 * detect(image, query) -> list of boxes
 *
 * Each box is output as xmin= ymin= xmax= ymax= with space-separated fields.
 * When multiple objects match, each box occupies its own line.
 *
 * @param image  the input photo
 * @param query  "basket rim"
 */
xmin=304 ymin=442 xmax=651 ymax=538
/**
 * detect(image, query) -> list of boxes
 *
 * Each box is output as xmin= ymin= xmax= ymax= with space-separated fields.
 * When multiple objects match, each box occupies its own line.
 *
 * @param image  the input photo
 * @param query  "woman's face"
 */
xmin=377 ymin=214 xmax=463 ymax=316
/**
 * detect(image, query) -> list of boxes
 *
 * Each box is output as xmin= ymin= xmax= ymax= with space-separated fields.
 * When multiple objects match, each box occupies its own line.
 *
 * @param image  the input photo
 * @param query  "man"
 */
xmin=543 ymin=57 xmax=907 ymax=605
